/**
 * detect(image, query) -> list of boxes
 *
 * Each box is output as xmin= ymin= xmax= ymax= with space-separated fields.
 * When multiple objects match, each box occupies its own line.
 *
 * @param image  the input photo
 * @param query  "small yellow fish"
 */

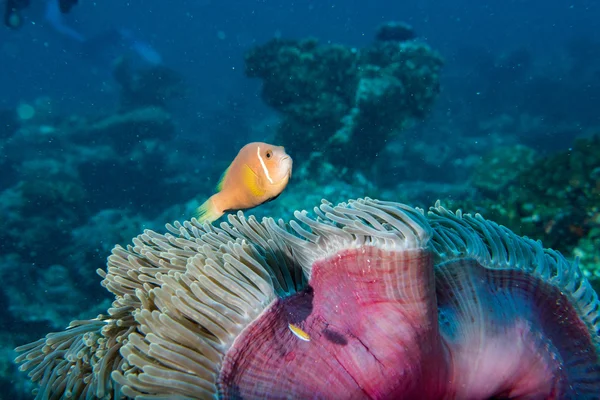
xmin=288 ymin=323 xmax=311 ymax=342
xmin=196 ymin=142 xmax=293 ymax=224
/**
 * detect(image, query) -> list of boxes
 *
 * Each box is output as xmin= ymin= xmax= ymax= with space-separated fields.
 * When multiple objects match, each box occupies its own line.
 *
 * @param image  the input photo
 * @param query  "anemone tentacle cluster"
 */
xmin=15 ymin=198 xmax=600 ymax=399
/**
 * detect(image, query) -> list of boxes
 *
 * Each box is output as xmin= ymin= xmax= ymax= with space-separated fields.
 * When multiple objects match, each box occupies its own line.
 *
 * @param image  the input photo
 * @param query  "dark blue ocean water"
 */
xmin=1 ymin=0 xmax=600 ymax=398
xmin=1 ymin=1 xmax=598 ymax=125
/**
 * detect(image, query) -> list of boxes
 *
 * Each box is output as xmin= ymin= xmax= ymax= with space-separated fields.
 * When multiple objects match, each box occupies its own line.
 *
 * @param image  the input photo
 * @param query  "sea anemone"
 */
xmin=15 ymin=198 xmax=600 ymax=399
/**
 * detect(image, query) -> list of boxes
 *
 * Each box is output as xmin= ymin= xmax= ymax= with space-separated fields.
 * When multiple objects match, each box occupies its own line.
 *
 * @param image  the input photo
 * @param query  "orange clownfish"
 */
xmin=196 ymin=142 xmax=293 ymax=224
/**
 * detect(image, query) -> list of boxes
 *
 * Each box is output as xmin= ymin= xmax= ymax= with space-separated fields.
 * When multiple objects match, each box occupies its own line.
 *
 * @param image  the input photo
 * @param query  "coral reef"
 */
xmin=244 ymin=23 xmax=443 ymax=176
xmin=15 ymin=198 xmax=600 ymax=398
xmin=0 ymin=105 xmax=182 ymax=274
xmin=472 ymin=144 xmax=538 ymax=194
xmin=472 ymin=135 xmax=600 ymax=248
xmin=466 ymin=135 xmax=600 ymax=289
xmin=0 ymin=93 xmax=210 ymax=395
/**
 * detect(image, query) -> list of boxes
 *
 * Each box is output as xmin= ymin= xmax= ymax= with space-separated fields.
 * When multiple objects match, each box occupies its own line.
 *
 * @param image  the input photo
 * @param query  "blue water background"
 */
xmin=1 ymin=0 xmax=598 ymax=138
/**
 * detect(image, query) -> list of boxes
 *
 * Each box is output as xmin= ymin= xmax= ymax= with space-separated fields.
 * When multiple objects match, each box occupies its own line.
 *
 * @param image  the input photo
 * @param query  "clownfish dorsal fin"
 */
xmin=241 ymin=163 xmax=265 ymax=197
xmin=216 ymin=165 xmax=231 ymax=192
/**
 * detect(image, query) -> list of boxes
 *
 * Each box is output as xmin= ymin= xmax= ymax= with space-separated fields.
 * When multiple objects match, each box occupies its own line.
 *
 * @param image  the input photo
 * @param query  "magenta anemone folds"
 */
xmin=219 ymin=247 xmax=446 ymax=399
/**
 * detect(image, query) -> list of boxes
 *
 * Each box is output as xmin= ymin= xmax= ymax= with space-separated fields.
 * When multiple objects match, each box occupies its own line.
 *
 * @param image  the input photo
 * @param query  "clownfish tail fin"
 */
xmin=195 ymin=196 xmax=223 ymax=225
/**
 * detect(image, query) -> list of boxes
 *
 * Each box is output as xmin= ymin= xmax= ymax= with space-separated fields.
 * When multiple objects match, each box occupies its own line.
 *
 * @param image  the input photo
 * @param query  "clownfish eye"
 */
xmin=266 ymin=150 xmax=273 ymax=159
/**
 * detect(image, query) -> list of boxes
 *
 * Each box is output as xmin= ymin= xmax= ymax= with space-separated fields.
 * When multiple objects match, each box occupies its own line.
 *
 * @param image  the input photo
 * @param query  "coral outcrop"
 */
xmin=244 ymin=24 xmax=443 ymax=175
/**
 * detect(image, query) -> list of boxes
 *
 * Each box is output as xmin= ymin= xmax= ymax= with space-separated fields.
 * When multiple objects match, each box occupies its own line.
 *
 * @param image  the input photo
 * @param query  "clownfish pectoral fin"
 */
xmin=216 ymin=165 xmax=231 ymax=192
xmin=195 ymin=196 xmax=223 ymax=225
xmin=288 ymin=323 xmax=310 ymax=342
xmin=241 ymin=164 xmax=265 ymax=197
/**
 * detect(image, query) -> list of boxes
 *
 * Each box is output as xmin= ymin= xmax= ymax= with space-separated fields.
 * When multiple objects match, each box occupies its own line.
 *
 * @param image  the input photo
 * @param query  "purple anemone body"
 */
xmin=219 ymin=248 xmax=446 ymax=399
xmin=436 ymin=259 xmax=595 ymax=399
xmin=219 ymin=246 xmax=599 ymax=399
